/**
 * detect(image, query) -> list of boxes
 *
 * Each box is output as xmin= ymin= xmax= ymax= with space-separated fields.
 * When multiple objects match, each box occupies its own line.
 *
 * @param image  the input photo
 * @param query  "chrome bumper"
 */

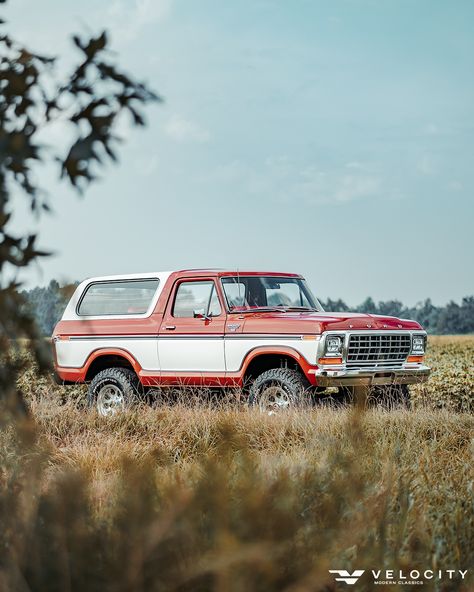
xmin=314 ymin=365 xmax=431 ymax=387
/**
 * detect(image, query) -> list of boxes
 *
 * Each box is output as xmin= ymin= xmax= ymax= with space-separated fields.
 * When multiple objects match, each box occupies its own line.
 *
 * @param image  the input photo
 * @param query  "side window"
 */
xmin=78 ymin=279 xmax=159 ymax=316
xmin=221 ymin=280 xmax=247 ymax=308
xmin=209 ymin=286 xmax=222 ymax=316
xmin=172 ymin=281 xmax=222 ymax=318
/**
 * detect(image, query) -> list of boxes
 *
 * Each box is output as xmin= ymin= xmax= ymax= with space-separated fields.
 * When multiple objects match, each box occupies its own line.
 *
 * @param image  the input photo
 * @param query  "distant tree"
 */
xmin=408 ymin=298 xmax=439 ymax=333
xmin=0 ymin=1 xmax=160 ymax=409
xmin=19 ymin=281 xmax=474 ymax=336
xmin=21 ymin=280 xmax=72 ymax=335
xmin=316 ymin=294 xmax=473 ymax=334
xmin=376 ymin=300 xmax=405 ymax=318
xmin=323 ymin=298 xmax=350 ymax=312
xmin=436 ymin=301 xmax=465 ymax=335
xmin=460 ymin=296 xmax=474 ymax=333
xmin=356 ymin=297 xmax=378 ymax=314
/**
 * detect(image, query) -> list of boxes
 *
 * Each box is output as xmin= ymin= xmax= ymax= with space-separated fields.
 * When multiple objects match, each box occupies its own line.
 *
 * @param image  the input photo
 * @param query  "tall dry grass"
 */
xmin=0 ymin=337 xmax=473 ymax=591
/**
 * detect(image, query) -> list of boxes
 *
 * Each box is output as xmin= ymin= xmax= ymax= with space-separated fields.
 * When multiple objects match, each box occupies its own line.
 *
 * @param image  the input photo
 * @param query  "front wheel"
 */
xmin=248 ymin=368 xmax=310 ymax=414
xmin=88 ymin=367 xmax=142 ymax=416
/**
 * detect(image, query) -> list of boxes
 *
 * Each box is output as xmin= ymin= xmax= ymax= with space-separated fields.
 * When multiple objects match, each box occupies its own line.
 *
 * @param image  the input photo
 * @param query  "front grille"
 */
xmin=346 ymin=333 xmax=411 ymax=366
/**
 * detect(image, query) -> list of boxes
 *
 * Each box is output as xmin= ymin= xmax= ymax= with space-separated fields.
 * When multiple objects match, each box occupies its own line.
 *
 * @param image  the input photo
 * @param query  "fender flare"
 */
xmin=82 ymin=348 xmax=143 ymax=379
xmin=239 ymin=346 xmax=315 ymax=380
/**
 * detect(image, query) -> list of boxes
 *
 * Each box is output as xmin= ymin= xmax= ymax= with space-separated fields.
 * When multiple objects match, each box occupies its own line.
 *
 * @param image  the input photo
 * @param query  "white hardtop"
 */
xmin=61 ymin=271 xmax=173 ymax=321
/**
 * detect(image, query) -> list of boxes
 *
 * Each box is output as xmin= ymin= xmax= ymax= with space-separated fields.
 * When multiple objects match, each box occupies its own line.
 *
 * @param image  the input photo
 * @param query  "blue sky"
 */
xmin=5 ymin=0 xmax=474 ymax=305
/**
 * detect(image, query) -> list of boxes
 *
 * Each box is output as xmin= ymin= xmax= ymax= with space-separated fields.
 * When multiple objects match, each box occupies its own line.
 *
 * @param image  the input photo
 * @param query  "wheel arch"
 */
xmin=241 ymin=346 xmax=314 ymax=385
xmin=83 ymin=348 xmax=142 ymax=382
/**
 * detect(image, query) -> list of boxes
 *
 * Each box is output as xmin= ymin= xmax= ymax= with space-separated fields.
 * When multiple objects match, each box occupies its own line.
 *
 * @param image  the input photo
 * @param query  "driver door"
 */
xmin=158 ymin=278 xmax=226 ymax=382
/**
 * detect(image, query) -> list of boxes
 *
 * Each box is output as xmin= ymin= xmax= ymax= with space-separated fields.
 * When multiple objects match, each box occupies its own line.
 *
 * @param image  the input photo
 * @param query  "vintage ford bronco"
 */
xmin=52 ymin=269 xmax=430 ymax=415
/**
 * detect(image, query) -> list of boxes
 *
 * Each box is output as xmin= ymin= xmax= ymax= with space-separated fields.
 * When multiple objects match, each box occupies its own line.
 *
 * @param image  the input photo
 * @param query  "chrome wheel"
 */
xmin=258 ymin=385 xmax=292 ymax=415
xmin=96 ymin=384 xmax=125 ymax=416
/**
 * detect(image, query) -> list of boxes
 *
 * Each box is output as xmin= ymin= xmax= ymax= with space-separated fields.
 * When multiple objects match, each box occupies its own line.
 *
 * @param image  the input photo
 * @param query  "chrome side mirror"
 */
xmin=193 ymin=309 xmax=212 ymax=320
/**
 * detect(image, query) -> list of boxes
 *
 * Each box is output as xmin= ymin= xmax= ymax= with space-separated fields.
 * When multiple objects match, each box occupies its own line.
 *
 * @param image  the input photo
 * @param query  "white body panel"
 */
xmin=224 ymin=337 xmax=318 ymax=371
xmin=57 ymin=335 xmax=317 ymax=373
xmin=56 ymin=338 xmax=160 ymax=371
xmin=158 ymin=338 xmax=225 ymax=372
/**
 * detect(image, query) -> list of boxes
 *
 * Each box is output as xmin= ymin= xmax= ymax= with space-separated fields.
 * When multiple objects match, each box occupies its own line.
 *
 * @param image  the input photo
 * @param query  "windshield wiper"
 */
xmin=229 ymin=306 xmax=320 ymax=314
xmin=284 ymin=306 xmax=319 ymax=312
xmin=228 ymin=306 xmax=289 ymax=314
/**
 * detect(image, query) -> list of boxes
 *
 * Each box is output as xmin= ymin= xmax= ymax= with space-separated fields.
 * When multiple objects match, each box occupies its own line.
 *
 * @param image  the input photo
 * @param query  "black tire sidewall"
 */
xmin=249 ymin=369 xmax=309 ymax=409
xmin=87 ymin=369 xmax=138 ymax=409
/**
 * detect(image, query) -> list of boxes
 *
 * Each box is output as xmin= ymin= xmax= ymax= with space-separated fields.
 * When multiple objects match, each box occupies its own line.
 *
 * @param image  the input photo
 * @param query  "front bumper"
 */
xmin=314 ymin=364 xmax=431 ymax=387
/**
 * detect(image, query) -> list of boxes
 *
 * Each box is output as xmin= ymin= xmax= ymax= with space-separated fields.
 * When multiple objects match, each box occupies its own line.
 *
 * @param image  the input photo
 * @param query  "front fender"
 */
xmin=240 ymin=346 xmax=318 ymax=385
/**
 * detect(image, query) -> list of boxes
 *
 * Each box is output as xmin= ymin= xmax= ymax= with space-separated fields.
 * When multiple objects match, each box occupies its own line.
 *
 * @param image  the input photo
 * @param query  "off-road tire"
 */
xmin=367 ymin=384 xmax=411 ymax=410
xmin=88 ymin=367 xmax=142 ymax=416
xmin=248 ymin=368 xmax=311 ymax=412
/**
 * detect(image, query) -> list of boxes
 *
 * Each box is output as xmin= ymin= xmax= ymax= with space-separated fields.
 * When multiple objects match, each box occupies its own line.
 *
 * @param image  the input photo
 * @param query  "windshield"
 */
xmin=221 ymin=276 xmax=324 ymax=312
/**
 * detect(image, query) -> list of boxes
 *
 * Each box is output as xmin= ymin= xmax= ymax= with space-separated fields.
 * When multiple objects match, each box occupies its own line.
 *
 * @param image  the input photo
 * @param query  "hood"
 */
xmin=237 ymin=311 xmax=423 ymax=334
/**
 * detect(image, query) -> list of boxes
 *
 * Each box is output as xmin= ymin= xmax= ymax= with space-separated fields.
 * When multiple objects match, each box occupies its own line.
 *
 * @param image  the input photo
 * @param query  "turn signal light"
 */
xmin=407 ymin=355 xmax=424 ymax=363
xmin=318 ymin=357 xmax=343 ymax=365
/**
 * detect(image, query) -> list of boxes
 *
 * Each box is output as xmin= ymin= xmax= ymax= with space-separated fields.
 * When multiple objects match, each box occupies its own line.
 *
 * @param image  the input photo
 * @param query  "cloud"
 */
xmin=448 ymin=180 xmax=463 ymax=191
xmin=197 ymin=158 xmax=383 ymax=206
xmin=417 ymin=154 xmax=436 ymax=176
xmin=164 ymin=115 xmax=211 ymax=143
xmin=135 ymin=153 xmax=159 ymax=176
xmin=106 ymin=0 xmax=172 ymax=44
xmin=292 ymin=164 xmax=381 ymax=204
xmin=424 ymin=123 xmax=439 ymax=135
xmin=330 ymin=173 xmax=380 ymax=203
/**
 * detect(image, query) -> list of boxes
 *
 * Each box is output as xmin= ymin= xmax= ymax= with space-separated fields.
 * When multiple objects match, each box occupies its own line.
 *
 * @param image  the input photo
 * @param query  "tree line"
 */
xmin=21 ymin=280 xmax=474 ymax=335
xmin=323 ymin=295 xmax=474 ymax=335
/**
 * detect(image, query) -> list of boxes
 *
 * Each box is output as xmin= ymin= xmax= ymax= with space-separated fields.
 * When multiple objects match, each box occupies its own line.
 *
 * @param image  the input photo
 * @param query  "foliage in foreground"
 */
xmin=0 ymin=1 xmax=158 ymax=409
xmin=1 ymin=336 xmax=473 ymax=592
xmin=1 ymin=402 xmax=473 ymax=592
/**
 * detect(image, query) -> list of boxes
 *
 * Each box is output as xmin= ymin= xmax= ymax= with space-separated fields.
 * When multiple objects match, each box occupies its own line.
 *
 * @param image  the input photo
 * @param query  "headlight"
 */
xmin=326 ymin=335 xmax=343 ymax=356
xmin=411 ymin=335 xmax=425 ymax=354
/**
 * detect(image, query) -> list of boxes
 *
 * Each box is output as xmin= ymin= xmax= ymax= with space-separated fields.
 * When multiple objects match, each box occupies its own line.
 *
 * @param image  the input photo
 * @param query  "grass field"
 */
xmin=1 ymin=336 xmax=473 ymax=591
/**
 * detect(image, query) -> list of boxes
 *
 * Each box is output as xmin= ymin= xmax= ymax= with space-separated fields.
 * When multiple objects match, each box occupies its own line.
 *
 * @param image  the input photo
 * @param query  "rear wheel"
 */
xmin=248 ymin=368 xmax=310 ymax=414
xmin=88 ymin=367 xmax=142 ymax=416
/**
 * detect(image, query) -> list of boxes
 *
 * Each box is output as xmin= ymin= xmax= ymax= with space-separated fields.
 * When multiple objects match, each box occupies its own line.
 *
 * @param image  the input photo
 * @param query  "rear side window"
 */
xmin=77 ymin=279 xmax=159 ymax=316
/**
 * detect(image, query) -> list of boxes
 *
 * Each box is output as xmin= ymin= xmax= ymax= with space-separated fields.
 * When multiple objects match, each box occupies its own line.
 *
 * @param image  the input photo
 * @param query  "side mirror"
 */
xmin=193 ymin=309 xmax=212 ymax=320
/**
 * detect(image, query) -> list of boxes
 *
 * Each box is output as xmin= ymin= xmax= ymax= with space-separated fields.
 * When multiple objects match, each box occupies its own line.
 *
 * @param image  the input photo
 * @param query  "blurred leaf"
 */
xmin=0 ymin=9 xmax=160 ymax=408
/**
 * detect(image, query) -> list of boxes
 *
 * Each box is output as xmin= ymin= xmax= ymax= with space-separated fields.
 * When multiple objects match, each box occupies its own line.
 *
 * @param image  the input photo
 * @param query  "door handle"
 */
xmin=165 ymin=325 xmax=176 ymax=330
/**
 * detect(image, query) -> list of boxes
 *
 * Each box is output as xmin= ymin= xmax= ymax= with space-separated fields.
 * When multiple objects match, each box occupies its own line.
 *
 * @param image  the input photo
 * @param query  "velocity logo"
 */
xmin=328 ymin=569 xmax=468 ymax=586
xmin=328 ymin=570 xmax=365 ymax=585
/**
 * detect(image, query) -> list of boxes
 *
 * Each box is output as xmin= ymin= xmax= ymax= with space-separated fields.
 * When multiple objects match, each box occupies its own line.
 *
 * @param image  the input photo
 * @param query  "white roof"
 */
xmin=79 ymin=271 xmax=174 ymax=282
xmin=61 ymin=271 xmax=173 ymax=321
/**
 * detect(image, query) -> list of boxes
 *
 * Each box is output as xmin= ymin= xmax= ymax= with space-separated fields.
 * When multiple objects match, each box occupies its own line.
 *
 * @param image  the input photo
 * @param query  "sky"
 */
xmin=4 ymin=0 xmax=474 ymax=306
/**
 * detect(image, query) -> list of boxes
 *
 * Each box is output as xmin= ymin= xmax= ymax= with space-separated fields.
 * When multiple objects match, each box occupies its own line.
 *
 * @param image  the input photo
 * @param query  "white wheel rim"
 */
xmin=96 ymin=384 xmax=125 ymax=416
xmin=258 ymin=385 xmax=291 ymax=415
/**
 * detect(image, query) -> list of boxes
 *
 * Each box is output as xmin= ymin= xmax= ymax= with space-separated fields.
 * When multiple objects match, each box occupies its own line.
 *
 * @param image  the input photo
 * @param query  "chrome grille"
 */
xmin=347 ymin=333 xmax=411 ymax=367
